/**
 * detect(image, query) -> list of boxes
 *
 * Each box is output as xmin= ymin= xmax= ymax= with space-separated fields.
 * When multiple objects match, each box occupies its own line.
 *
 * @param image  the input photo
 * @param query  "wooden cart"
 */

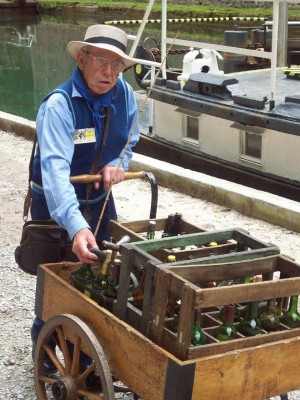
xmin=34 ymin=247 xmax=300 ymax=400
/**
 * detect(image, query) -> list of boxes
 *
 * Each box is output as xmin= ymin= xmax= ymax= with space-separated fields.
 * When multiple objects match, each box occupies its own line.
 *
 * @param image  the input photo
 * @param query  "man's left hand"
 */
xmin=94 ymin=165 xmax=125 ymax=191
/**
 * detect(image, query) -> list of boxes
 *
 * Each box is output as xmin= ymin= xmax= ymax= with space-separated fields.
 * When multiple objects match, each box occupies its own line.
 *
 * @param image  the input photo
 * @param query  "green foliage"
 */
xmin=36 ymin=0 xmax=300 ymax=20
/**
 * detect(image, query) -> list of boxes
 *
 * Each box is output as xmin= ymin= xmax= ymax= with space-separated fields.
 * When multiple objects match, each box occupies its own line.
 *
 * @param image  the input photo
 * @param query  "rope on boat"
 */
xmin=105 ymin=16 xmax=268 ymax=25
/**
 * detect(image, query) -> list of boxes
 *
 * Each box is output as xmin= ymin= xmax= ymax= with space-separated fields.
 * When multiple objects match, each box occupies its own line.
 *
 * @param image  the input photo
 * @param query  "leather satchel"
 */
xmin=14 ymin=220 xmax=78 ymax=276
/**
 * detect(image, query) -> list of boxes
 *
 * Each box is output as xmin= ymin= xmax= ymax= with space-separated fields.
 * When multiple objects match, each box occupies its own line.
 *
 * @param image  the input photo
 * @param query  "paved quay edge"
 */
xmin=1 ymin=110 xmax=299 ymax=233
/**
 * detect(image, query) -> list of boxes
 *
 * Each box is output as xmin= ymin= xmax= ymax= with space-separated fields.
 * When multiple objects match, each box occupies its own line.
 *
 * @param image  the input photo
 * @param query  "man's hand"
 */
xmin=72 ymin=227 xmax=99 ymax=263
xmin=94 ymin=165 xmax=125 ymax=191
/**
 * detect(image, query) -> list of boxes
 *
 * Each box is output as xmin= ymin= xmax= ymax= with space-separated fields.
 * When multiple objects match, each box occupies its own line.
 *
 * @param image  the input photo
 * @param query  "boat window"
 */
xmin=241 ymin=131 xmax=262 ymax=159
xmin=186 ymin=115 xmax=199 ymax=141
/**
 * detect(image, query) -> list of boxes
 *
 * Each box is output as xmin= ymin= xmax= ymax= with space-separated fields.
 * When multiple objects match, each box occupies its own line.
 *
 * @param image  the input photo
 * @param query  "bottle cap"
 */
xmin=166 ymin=255 xmax=176 ymax=262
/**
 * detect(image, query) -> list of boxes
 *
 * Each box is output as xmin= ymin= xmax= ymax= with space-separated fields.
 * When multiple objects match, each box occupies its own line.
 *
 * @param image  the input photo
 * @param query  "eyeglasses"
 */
xmin=85 ymin=52 xmax=125 ymax=74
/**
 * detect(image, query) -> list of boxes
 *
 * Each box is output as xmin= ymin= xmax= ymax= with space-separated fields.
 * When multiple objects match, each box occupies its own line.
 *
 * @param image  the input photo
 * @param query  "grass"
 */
xmin=36 ymin=0 xmax=300 ymax=20
xmin=36 ymin=1 xmax=300 ymax=21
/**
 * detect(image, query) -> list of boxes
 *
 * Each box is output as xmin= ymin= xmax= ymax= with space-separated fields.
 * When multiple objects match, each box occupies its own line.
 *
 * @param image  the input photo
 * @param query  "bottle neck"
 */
xmin=194 ymin=309 xmax=202 ymax=323
xmin=111 ymin=260 xmax=121 ymax=285
xmin=288 ymin=295 xmax=299 ymax=313
xmin=225 ymin=304 xmax=235 ymax=325
xmin=249 ymin=301 xmax=259 ymax=319
xmin=101 ymin=251 xmax=112 ymax=276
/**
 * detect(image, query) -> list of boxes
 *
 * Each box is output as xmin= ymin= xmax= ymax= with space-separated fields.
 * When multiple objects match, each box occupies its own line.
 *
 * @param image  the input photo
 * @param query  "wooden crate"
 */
xmin=149 ymin=254 xmax=300 ymax=361
xmin=36 ymin=262 xmax=300 ymax=400
xmin=108 ymin=218 xmax=237 ymax=261
xmin=114 ymin=228 xmax=280 ymax=335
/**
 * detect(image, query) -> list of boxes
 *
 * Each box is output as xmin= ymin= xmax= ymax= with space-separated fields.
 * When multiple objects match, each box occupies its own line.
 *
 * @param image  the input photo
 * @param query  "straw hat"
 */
xmin=67 ymin=24 xmax=136 ymax=67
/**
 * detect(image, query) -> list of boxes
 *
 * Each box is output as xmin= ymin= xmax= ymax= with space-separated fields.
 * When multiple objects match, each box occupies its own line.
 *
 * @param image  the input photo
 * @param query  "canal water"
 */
xmin=0 ymin=10 xmax=267 ymax=122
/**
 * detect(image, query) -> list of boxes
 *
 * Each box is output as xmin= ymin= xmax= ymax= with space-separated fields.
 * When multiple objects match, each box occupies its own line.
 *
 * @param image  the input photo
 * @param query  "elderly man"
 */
xmin=31 ymin=24 xmax=139 ymax=370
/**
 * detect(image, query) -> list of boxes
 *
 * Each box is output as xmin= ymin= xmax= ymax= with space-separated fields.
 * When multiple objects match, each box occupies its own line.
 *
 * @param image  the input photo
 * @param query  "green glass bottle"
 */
xmin=74 ymin=263 xmax=95 ymax=296
xmin=105 ymin=259 xmax=122 ymax=299
xmin=216 ymin=304 xmax=238 ymax=341
xmin=259 ymin=298 xmax=281 ymax=331
xmin=238 ymin=301 xmax=262 ymax=336
xmin=280 ymin=295 xmax=300 ymax=328
xmin=75 ymin=263 xmax=94 ymax=281
xmin=191 ymin=309 xmax=207 ymax=346
xmin=274 ymin=298 xmax=283 ymax=317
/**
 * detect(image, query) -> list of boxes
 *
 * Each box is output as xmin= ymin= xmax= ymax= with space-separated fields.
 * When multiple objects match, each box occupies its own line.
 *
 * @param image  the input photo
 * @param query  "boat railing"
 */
xmin=127 ymin=0 xmax=300 ymax=131
xmin=128 ymin=0 xmax=300 ymax=100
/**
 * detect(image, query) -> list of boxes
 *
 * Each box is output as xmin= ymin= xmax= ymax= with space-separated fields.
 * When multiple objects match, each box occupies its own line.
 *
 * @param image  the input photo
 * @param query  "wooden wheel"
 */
xmin=34 ymin=314 xmax=115 ymax=400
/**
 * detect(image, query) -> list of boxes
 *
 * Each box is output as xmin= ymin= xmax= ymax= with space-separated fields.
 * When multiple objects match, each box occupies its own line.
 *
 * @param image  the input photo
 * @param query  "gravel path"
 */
xmin=1 ymin=130 xmax=300 ymax=399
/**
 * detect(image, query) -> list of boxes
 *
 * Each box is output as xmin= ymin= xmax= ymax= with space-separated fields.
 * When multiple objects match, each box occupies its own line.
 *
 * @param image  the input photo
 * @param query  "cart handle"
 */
xmin=70 ymin=171 xmax=146 ymax=183
xmin=70 ymin=171 xmax=158 ymax=219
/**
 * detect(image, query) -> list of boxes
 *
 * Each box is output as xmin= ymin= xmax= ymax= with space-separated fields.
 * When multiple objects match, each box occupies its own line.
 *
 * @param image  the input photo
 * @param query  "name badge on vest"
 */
xmin=74 ymin=128 xmax=96 ymax=144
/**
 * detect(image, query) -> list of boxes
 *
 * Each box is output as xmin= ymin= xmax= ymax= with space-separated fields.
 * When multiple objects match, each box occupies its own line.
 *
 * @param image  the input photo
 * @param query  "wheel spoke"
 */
xmin=37 ymin=375 xmax=56 ymax=384
xmin=76 ymin=361 xmax=96 ymax=384
xmin=77 ymin=388 xmax=104 ymax=399
xmin=43 ymin=343 xmax=65 ymax=375
xmin=71 ymin=333 xmax=81 ymax=377
xmin=55 ymin=324 xmax=72 ymax=372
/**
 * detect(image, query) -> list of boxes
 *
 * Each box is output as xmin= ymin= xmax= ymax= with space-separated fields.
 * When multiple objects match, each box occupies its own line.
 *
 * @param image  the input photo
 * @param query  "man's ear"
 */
xmin=77 ymin=51 xmax=85 ymax=71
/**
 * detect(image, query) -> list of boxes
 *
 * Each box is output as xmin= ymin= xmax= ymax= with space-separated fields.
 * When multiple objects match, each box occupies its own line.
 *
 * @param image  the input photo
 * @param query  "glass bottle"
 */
xmin=92 ymin=249 xmax=112 ymax=292
xmin=74 ymin=263 xmax=95 ymax=297
xmin=280 ymin=295 xmax=300 ymax=328
xmin=238 ymin=301 xmax=262 ymax=336
xmin=191 ymin=309 xmax=208 ymax=346
xmin=173 ymin=212 xmax=183 ymax=236
xmin=170 ymin=313 xmax=179 ymax=333
xmin=218 ymin=304 xmax=241 ymax=323
xmin=132 ymin=265 xmax=145 ymax=309
xmin=274 ymin=297 xmax=284 ymax=317
xmin=75 ymin=263 xmax=94 ymax=281
xmin=259 ymin=298 xmax=281 ymax=331
xmin=169 ymin=299 xmax=181 ymax=333
xmin=145 ymin=220 xmax=156 ymax=240
xmin=161 ymin=214 xmax=175 ymax=238
xmin=216 ymin=304 xmax=238 ymax=341
xmin=105 ymin=259 xmax=122 ymax=299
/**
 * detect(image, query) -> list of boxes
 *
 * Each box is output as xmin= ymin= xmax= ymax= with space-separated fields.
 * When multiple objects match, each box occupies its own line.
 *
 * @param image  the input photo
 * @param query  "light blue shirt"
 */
xmin=34 ymin=83 xmax=140 ymax=239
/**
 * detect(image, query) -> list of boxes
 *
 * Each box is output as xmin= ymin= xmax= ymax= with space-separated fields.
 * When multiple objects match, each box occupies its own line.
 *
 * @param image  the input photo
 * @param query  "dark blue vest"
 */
xmin=32 ymin=77 xmax=131 ymax=203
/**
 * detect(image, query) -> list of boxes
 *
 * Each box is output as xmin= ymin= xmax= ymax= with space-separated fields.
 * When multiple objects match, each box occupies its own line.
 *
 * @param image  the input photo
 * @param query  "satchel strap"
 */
xmin=23 ymin=135 xmax=37 ymax=221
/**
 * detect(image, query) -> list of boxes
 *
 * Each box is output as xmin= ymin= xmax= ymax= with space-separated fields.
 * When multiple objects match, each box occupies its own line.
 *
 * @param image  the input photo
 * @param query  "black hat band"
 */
xmin=85 ymin=36 xmax=126 ymax=53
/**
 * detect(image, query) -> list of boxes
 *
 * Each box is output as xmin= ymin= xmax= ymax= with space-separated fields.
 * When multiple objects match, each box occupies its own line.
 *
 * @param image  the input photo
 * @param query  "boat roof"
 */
xmin=233 ymin=68 xmax=300 ymax=105
xmin=149 ymin=68 xmax=300 ymax=136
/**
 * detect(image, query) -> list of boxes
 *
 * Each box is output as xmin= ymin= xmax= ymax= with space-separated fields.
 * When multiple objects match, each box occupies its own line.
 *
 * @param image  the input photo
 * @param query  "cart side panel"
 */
xmin=192 ymin=338 xmax=300 ymax=400
xmin=36 ymin=264 xmax=175 ymax=400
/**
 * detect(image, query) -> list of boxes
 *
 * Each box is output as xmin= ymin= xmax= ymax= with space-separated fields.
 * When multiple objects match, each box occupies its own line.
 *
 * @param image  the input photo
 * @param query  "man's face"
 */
xmin=77 ymin=47 xmax=124 ymax=96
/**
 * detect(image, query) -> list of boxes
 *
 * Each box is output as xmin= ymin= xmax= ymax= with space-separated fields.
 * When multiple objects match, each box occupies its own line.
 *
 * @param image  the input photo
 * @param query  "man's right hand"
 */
xmin=72 ymin=227 xmax=99 ymax=263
